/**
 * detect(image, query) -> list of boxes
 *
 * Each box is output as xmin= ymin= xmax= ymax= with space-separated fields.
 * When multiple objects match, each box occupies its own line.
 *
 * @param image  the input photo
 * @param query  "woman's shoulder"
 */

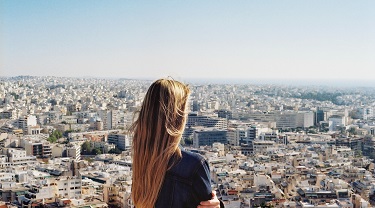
xmin=168 ymin=149 xmax=207 ymax=178
xmin=181 ymin=149 xmax=206 ymax=163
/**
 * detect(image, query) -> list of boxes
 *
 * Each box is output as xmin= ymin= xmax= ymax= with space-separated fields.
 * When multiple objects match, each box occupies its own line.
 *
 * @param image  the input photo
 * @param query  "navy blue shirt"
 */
xmin=155 ymin=149 xmax=212 ymax=208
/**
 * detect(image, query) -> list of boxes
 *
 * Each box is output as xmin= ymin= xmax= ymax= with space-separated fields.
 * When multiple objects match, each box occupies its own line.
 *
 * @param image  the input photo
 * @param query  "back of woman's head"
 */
xmin=131 ymin=78 xmax=190 ymax=208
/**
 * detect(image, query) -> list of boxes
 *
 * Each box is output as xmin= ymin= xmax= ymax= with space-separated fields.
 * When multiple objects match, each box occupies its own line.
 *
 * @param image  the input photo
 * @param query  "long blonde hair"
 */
xmin=130 ymin=78 xmax=190 ymax=208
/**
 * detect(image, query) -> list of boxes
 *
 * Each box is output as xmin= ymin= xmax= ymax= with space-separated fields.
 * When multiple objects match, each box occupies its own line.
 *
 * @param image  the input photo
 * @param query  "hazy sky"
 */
xmin=1 ymin=1 xmax=375 ymax=81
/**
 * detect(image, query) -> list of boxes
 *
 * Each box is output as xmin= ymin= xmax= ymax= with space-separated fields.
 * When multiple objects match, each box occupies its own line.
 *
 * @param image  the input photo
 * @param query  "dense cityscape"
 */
xmin=1 ymin=75 xmax=375 ymax=208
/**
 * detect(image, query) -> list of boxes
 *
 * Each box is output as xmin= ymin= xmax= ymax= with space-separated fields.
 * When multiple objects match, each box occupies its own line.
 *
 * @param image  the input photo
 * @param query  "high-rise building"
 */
xmin=23 ymin=140 xmax=52 ymax=158
xmin=108 ymin=134 xmax=130 ymax=150
xmin=17 ymin=115 xmax=37 ymax=133
xmin=275 ymin=111 xmax=314 ymax=129
xmin=183 ymin=112 xmax=228 ymax=139
xmin=99 ymin=110 xmax=120 ymax=130
xmin=192 ymin=100 xmax=200 ymax=112
xmin=315 ymin=109 xmax=325 ymax=125
xmin=217 ymin=109 xmax=232 ymax=119
xmin=193 ymin=128 xmax=227 ymax=148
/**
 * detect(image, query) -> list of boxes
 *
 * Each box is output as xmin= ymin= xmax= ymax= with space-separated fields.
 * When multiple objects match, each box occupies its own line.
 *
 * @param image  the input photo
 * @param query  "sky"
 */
xmin=1 ymin=0 xmax=375 ymax=82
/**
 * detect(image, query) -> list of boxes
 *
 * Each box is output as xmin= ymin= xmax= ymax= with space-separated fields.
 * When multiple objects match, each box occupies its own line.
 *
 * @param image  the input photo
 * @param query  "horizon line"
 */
xmin=2 ymin=75 xmax=375 ymax=87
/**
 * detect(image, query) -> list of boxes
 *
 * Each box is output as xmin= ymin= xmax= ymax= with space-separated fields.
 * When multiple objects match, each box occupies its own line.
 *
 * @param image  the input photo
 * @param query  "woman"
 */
xmin=131 ymin=78 xmax=223 ymax=208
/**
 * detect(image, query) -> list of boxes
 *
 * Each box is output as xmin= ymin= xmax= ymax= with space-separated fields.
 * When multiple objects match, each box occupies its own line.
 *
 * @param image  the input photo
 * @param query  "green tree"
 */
xmin=338 ymin=126 xmax=346 ymax=134
xmin=81 ymin=141 xmax=91 ymax=155
xmin=348 ymin=127 xmax=357 ymax=136
xmin=108 ymin=147 xmax=122 ymax=154
xmin=184 ymin=137 xmax=193 ymax=145
xmin=63 ymin=130 xmax=73 ymax=137
xmin=47 ymin=135 xmax=57 ymax=143
xmin=355 ymin=150 xmax=363 ymax=158
xmin=91 ymin=148 xmax=102 ymax=155
xmin=57 ymin=130 xmax=63 ymax=138
xmin=10 ymin=92 xmax=19 ymax=100
xmin=308 ymin=130 xmax=316 ymax=134
xmin=49 ymin=130 xmax=63 ymax=141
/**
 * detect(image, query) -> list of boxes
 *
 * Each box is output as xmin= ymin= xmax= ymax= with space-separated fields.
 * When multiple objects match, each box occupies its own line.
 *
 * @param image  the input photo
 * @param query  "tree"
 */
xmin=64 ymin=130 xmax=73 ymax=137
xmin=47 ymin=135 xmax=57 ymax=143
xmin=47 ymin=131 xmax=62 ymax=143
xmin=338 ymin=126 xmax=346 ymax=134
xmin=355 ymin=150 xmax=363 ymax=158
xmin=108 ymin=147 xmax=122 ymax=154
xmin=308 ymin=130 xmax=316 ymax=134
xmin=49 ymin=130 xmax=63 ymax=141
xmin=81 ymin=141 xmax=91 ymax=155
xmin=91 ymin=148 xmax=102 ymax=155
xmin=41 ymin=128 xmax=49 ymax=134
xmin=184 ymin=137 xmax=193 ymax=145
xmin=348 ymin=127 xmax=357 ymax=136
xmin=10 ymin=92 xmax=19 ymax=100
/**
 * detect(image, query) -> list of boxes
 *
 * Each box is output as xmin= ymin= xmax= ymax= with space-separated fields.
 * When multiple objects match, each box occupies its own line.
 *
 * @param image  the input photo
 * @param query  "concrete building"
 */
xmin=329 ymin=116 xmax=346 ymax=131
xmin=27 ymin=125 xmax=43 ymax=135
xmin=108 ymin=134 xmax=130 ymax=151
xmin=0 ymin=148 xmax=38 ymax=168
xmin=218 ymin=109 xmax=232 ymax=119
xmin=23 ymin=139 xmax=52 ymax=158
xmin=0 ymin=109 xmax=16 ymax=119
xmin=193 ymin=128 xmax=227 ymax=148
xmin=99 ymin=110 xmax=120 ymax=130
xmin=275 ymin=111 xmax=314 ymax=129
xmin=24 ymin=176 xmax=82 ymax=202
xmin=17 ymin=115 xmax=37 ymax=134
xmin=66 ymin=143 xmax=81 ymax=162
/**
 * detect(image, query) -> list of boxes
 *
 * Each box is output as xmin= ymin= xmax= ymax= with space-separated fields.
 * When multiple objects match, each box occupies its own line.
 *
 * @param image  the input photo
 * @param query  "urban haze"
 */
xmin=1 ymin=75 xmax=375 ymax=207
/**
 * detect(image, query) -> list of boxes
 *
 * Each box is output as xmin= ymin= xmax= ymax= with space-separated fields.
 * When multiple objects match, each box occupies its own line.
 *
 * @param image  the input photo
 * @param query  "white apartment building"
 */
xmin=98 ymin=110 xmax=120 ymax=130
xmin=66 ymin=143 xmax=81 ymax=161
xmin=0 ymin=172 xmax=14 ymax=182
xmin=229 ymin=123 xmax=276 ymax=146
xmin=296 ymin=111 xmax=314 ymax=128
xmin=276 ymin=111 xmax=314 ymax=129
xmin=47 ymin=111 xmax=62 ymax=123
xmin=248 ymin=112 xmax=276 ymax=123
xmin=17 ymin=115 xmax=37 ymax=133
xmin=54 ymin=176 xmax=82 ymax=198
xmin=90 ymin=141 xmax=116 ymax=153
xmin=108 ymin=134 xmax=130 ymax=150
xmin=25 ymin=176 xmax=82 ymax=201
xmin=227 ymin=128 xmax=238 ymax=146
xmin=329 ymin=116 xmax=345 ymax=131
xmin=0 ymin=148 xmax=38 ymax=168
xmin=253 ymin=140 xmax=276 ymax=154
xmin=185 ymin=113 xmax=228 ymax=129
xmin=183 ymin=113 xmax=228 ymax=139
xmin=27 ymin=125 xmax=43 ymax=135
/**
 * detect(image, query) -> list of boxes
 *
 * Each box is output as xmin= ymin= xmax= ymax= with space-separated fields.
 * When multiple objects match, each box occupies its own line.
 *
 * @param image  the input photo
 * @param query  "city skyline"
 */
xmin=2 ymin=0 xmax=375 ymax=81
xmin=1 ymin=63 xmax=375 ymax=207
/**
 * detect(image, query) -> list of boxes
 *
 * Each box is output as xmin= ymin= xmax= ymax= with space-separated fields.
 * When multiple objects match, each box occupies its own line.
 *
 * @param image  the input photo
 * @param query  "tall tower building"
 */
xmin=98 ymin=110 xmax=120 ymax=130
